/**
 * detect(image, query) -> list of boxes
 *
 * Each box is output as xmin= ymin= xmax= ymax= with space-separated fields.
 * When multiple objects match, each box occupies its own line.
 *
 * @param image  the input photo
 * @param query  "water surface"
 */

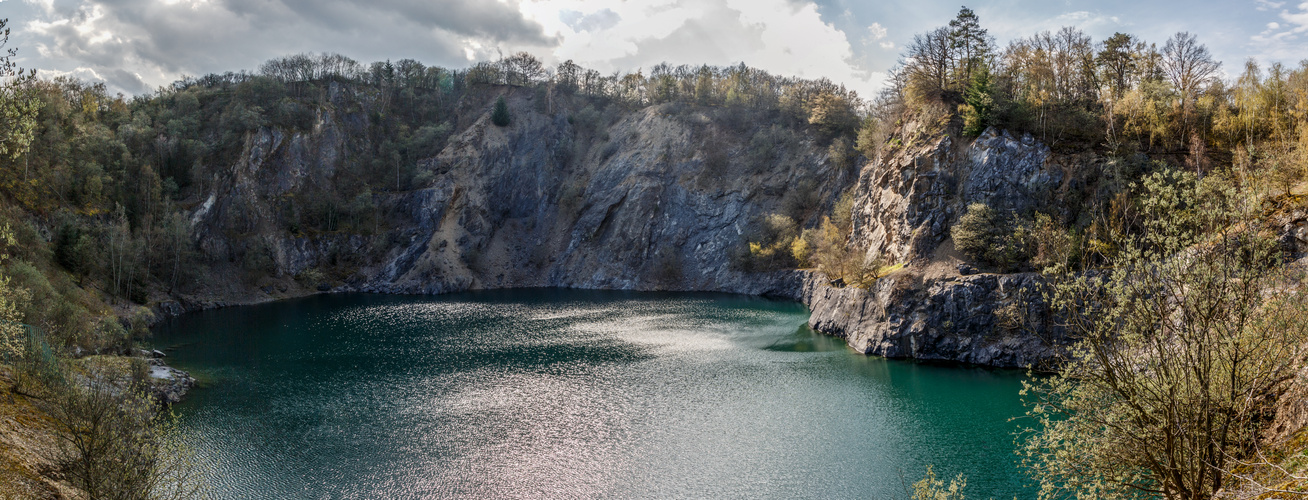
xmin=156 ymin=290 xmax=1030 ymax=499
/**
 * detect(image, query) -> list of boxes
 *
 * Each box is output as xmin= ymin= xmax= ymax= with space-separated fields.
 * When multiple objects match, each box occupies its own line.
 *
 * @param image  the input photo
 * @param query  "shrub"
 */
xmin=1020 ymin=170 xmax=1308 ymax=499
xmin=491 ymin=96 xmax=511 ymax=127
xmin=912 ymin=466 xmax=967 ymax=500
xmin=738 ymin=213 xmax=799 ymax=271
xmin=40 ymin=364 xmax=204 ymax=499
xmin=951 ymin=202 xmax=1021 ymax=269
xmin=790 ymin=237 xmax=813 ymax=267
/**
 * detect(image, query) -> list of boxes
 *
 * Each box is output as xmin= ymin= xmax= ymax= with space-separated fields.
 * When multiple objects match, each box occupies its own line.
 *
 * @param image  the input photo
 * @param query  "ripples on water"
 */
xmin=155 ymin=290 xmax=1030 ymax=499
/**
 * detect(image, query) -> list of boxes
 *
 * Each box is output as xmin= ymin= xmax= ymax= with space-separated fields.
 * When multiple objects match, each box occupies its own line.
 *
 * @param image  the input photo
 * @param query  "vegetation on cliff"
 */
xmin=1022 ymin=170 xmax=1308 ymax=499
xmin=1 ymin=2 xmax=1307 ymax=497
xmin=871 ymin=8 xmax=1308 ymax=499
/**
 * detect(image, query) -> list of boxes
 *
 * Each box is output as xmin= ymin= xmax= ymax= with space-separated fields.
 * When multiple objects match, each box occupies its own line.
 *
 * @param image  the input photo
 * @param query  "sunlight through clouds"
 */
xmin=4 ymin=0 xmax=1305 ymax=97
xmin=519 ymin=0 xmax=884 ymax=98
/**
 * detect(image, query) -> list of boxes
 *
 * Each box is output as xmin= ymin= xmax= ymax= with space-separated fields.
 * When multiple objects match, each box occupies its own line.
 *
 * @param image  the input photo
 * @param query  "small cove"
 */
xmin=155 ymin=289 xmax=1031 ymax=499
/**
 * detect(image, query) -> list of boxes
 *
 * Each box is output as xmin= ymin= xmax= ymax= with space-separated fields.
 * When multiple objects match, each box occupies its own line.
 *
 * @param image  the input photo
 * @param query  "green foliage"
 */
xmin=959 ymin=65 xmax=994 ymax=136
xmin=951 ymin=203 xmax=1017 ymax=269
xmin=855 ymin=116 xmax=888 ymax=160
xmin=0 ymin=226 xmax=29 ymax=362
xmin=739 ymin=213 xmax=799 ymax=271
xmin=1026 ymin=213 xmax=1081 ymax=273
xmin=491 ymin=96 xmax=511 ymax=127
xmin=0 ymin=18 xmax=39 ymax=160
xmin=1020 ymin=170 xmax=1308 ymax=499
xmin=827 ymin=136 xmax=856 ymax=169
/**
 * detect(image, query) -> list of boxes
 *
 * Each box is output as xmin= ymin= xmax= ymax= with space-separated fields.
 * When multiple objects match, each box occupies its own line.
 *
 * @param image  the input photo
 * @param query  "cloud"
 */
xmin=559 ymin=8 xmax=620 ymax=32
xmin=1256 ymin=0 xmax=1286 ymax=11
xmin=21 ymin=0 xmax=556 ymax=95
xmin=860 ymin=22 xmax=894 ymax=50
xmin=1283 ymin=3 xmax=1308 ymax=32
xmin=523 ymin=0 xmax=884 ymax=98
xmin=1249 ymin=1 xmax=1308 ymax=59
xmin=15 ymin=0 xmax=886 ymax=98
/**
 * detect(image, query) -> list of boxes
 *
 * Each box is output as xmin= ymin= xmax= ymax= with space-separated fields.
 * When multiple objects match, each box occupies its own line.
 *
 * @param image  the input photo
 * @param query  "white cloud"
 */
xmin=865 ymin=22 xmax=887 ymax=41
xmin=1256 ymin=0 xmax=1286 ymax=10
xmin=1283 ymin=4 xmax=1308 ymax=32
xmin=1250 ymin=1 xmax=1308 ymax=59
xmin=19 ymin=0 xmax=884 ymax=97
xmin=520 ymin=0 xmax=884 ymax=98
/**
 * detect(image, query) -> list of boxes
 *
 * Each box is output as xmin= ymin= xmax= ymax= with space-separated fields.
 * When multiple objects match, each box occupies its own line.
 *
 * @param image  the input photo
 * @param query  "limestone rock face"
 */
xmin=850 ymin=127 xmax=1058 ymax=264
xmin=189 ymin=88 xmax=854 ymax=298
xmin=806 ymin=271 xmax=1061 ymax=368
xmin=180 ymin=87 xmax=1073 ymax=368
xmin=817 ymin=124 xmax=1070 ymax=367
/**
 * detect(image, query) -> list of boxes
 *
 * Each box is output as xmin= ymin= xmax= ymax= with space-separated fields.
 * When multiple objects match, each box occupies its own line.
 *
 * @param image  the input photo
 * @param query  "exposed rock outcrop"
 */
xmin=148 ymin=362 xmax=196 ymax=404
xmin=189 ymin=87 xmax=854 ymax=299
xmin=806 ymin=271 xmax=1061 ymax=368
xmin=177 ymin=87 xmax=1078 ymax=368
xmin=850 ymin=127 xmax=1061 ymax=264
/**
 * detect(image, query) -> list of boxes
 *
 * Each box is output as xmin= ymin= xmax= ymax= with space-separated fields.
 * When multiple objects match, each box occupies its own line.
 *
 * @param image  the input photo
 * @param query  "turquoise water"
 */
xmin=155 ymin=290 xmax=1031 ymax=499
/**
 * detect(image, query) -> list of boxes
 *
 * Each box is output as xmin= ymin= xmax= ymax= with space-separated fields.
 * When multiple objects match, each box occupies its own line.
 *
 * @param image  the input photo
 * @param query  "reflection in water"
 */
xmin=156 ymin=290 xmax=1030 ymax=499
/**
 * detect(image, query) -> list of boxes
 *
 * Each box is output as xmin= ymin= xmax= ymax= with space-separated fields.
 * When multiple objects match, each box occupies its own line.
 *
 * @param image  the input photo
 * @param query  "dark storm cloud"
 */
xmin=26 ymin=0 xmax=556 ymax=94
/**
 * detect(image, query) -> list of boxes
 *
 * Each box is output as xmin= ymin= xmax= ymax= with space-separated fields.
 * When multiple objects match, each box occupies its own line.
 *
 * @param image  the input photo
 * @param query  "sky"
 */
xmin=1 ymin=0 xmax=1306 ymax=99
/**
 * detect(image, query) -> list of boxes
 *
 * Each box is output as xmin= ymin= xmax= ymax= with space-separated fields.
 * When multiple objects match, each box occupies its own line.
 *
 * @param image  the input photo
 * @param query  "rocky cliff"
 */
xmin=187 ymin=85 xmax=853 ymax=299
xmin=179 ymin=85 xmax=1075 ymax=368
xmin=802 ymin=124 xmax=1078 ymax=368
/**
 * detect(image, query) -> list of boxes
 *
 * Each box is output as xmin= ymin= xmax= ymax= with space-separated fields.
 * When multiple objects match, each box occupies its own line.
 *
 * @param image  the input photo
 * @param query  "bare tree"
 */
xmin=1162 ymin=32 xmax=1220 ymax=137
xmin=905 ymin=27 xmax=953 ymax=102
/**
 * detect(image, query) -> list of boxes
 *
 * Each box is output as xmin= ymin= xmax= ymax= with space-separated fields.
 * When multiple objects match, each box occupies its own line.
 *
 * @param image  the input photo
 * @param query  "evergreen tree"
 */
xmin=947 ymin=6 xmax=992 ymax=90
xmin=491 ymin=95 xmax=511 ymax=127
xmin=1097 ymin=32 xmax=1138 ymax=99
xmin=960 ymin=65 xmax=994 ymax=136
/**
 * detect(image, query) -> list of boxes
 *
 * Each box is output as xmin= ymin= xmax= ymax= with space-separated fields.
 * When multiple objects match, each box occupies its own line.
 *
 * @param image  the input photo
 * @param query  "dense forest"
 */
xmin=0 ymin=4 xmax=1307 ymax=498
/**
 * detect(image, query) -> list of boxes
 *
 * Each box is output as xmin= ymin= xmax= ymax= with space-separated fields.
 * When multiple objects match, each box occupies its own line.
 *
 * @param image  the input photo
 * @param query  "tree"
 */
xmin=0 ymin=18 xmax=39 ymax=160
xmin=951 ymin=202 xmax=1013 ymax=268
xmin=905 ymin=27 xmax=954 ymax=102
xmin=555 ymin=60 xmax=581 ymax=94
xmin=947 ymin=6 xmax=992 ymax=89
xmin=1161 ymin=32 xmax=1220 ymax=137
xmin=808 ymin=89 xmax=859 ymax=138
xmin=1020 ymin=170 xmax=1308 ymax=499
xmin=959 ymin=64 xmax=994 ymax=136
xmin=501 ymin=52 xmax=545 ymax=86
xmin=0 ymin=225 xmax=30 ymax=362
xmin=1097 ymin=32 xmax=1139 ymax=99
xmin=491 ymin=96 xmax=511 ymax=127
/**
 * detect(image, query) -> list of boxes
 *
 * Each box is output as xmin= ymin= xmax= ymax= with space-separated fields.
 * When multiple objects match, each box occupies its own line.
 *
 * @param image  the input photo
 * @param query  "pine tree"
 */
xmin=491 ymin=96 xmax=511 ymax=127
xmin=960 ymin=65 xmax=994 ymax=136
xmin=947 ymin=6 xmax=992 ymax=91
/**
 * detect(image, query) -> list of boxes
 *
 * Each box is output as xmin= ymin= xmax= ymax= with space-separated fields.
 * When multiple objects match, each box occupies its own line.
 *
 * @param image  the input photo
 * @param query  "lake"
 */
xmin=155 ymin=289 xmax=1031 ymax=499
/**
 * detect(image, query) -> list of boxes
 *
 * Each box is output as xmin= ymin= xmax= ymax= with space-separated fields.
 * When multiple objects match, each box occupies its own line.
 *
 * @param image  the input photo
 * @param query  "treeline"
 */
xmin=869 ymin=10 xmax=1308 ymax=498
xmin=878 ymin=6 xmax=1307 ymax=171
xmin=0 ymin=46 xmax=867 ymax=323
xmin=849 ymin=7 xmax=1308 ymax=277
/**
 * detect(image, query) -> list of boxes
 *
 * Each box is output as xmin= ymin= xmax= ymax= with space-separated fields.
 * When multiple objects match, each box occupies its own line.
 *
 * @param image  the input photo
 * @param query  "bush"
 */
xmin=1020 ymin=170 xmax=1308 ymax=499
xmin=40 ymin=365 xmax=204 ymax=499
xmin=912 ymin=466 xmax=967 ymax=500
xmin=951 ymin=202 xmax=1023 ymax=269
xmin=491 ymin=96 xmax=511 ymax=127
xmin=738 ymin=213 xmax=798 ymax=271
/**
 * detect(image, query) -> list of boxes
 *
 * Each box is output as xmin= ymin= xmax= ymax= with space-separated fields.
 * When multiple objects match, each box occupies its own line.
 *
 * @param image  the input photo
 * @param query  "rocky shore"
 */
xmin=151 ymin=90 xmax=1081 ymax=371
